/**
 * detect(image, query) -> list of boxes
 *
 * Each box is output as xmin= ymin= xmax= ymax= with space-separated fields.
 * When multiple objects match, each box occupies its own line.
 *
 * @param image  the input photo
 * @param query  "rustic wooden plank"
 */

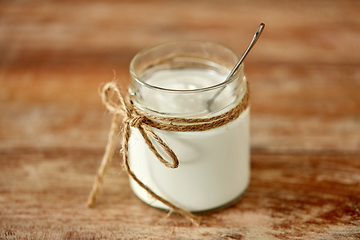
xmin=1 ymin=0 xmax=360 ymax=67
xmin=0 ymin=149 xmax=359 ymax=239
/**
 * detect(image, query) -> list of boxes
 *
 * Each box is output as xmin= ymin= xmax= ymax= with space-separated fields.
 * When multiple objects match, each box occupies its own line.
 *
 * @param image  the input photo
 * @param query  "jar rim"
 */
xmin=129 ymin=40 xmax=242 ymax=93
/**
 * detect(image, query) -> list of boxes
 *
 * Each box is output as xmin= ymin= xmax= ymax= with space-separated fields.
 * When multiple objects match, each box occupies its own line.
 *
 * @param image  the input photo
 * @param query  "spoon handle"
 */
xmin=226 ymin=23 xmax=265 ymax=81
xmin=206 ymin=23 xmax=265 ymax=111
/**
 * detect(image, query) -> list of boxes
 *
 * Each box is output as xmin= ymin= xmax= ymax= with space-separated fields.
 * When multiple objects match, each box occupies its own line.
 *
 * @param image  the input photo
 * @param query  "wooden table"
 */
xmin=1 ymin=0 xmax=359 ymax=239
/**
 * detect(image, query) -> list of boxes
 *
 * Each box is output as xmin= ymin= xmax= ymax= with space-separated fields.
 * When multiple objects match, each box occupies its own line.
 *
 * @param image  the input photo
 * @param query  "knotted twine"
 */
xmin=86 ymin=81 xmax=250 ymax=226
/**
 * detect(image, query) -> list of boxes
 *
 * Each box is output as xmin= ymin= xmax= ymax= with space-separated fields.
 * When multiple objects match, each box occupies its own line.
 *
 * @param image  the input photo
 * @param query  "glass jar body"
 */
xmin=128 ymin=41 xmax=250 ymax=212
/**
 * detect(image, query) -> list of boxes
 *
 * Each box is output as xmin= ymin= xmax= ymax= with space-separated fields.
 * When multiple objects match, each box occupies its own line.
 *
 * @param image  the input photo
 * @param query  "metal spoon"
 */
xmin=207 ymin=23 xmax=265 ymax=111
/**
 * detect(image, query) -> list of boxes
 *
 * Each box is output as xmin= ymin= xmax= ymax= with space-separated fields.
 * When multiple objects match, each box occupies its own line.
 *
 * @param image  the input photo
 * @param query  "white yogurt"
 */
xmin=128 ymin=69 xmax=250 ymax=212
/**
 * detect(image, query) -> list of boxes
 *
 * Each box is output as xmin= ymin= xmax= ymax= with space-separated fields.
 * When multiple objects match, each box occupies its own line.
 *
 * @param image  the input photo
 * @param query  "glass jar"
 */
xmin=127 ymin=41 xmax=250 ymax=213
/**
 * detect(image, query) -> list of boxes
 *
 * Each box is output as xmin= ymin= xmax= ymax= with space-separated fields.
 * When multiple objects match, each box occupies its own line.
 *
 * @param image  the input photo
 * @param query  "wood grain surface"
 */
xmin=1 ymin=0 xmax=360 ymax=239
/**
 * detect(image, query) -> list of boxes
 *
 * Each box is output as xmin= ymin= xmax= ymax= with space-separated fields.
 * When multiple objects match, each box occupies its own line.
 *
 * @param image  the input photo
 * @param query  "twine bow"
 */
xmin=104 ymin=82 xmax=180 ymax=169
xmin=87 ymin=82 xmax=200 ymax=225
xmin=87 ymin=81 xmax=249 ymax=226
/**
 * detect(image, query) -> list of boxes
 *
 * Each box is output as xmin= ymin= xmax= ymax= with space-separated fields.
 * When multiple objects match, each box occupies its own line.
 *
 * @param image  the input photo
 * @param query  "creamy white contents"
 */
xmin=128 ymin=69 xmax=250 ymax=212
xmin=146 ymin=69 xmax=225 ymax=90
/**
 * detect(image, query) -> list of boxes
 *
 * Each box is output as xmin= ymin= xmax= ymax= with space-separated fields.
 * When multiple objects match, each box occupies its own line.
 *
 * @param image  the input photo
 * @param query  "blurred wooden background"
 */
xmin=1 ymin=0 xmax=359 ymax=239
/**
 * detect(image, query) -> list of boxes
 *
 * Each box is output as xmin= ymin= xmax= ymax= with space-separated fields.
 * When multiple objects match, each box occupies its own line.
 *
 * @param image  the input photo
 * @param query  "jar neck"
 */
xmin=128 ymin=41 xmax=245 ymax=118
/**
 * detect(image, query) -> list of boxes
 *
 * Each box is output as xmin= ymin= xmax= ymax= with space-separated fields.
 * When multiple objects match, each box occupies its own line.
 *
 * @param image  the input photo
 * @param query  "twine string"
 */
xmin=87 ymin=81 xmax=249 ymax=226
